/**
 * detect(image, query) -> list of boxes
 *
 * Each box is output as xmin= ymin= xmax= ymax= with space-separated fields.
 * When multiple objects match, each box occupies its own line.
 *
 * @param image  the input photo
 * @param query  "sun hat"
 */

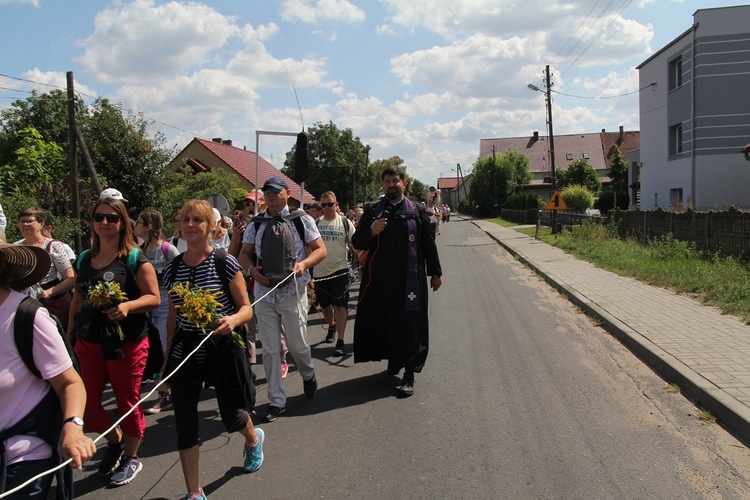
xmin=100 ymin=188 xmax=128 ymax=202
xmin=212 ymin=208 xmax=222 ymax=223
xmin=0 ymin=244 xmax=51 ymax=290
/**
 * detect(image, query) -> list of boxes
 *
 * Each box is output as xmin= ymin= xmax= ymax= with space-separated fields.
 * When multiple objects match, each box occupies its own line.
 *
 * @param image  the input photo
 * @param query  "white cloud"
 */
xmin=16 ymin=69 xmax=98 ymax=98
xmin=279 ymin=0 xmax=366 ymax=23
xmin=0 ymin=0 xmax=39 ymax=5
xmin=77 ymin=0 xmax=238 ymax=83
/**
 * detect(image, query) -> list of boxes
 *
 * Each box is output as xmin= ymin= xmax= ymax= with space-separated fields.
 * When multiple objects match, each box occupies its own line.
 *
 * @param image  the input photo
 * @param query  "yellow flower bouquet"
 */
xmin=171 ymin=283 xmax=246 ymax=348
xmin=87 ymin=281 xmax=128 ymax=339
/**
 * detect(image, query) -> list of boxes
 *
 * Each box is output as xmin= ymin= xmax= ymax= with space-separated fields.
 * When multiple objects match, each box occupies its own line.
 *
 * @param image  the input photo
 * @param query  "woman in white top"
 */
xmin=133 ymin=208 xmax=180 ymax=415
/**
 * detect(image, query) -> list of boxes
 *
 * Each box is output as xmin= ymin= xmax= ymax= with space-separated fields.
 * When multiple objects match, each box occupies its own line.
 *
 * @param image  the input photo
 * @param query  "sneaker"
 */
xmin=280 ymin=362 xmax=289 ymax=379
xmin=398 ymin=371 xmax=415 ymax=398
xmin=145 ymin=391 xmax=172 ymax=414
xmin=97 ymin=439 xmax=124 ymax=476
xmin=181 ymin=489 xmax=208 ymax=500
xmin=303 ymin=374 xmax=318 ymax=398
xmin=263 ymin=405 xmax=285 ymax=423
xmin=243 ymin=428 xmax=265 ymax=473
xmin=109 ymin=455 xmax=142 ymax=486
xmin=333 ymin=339 xmax=346 ymax=357
xmin=325 ymin=326 xmax=336 ymax=343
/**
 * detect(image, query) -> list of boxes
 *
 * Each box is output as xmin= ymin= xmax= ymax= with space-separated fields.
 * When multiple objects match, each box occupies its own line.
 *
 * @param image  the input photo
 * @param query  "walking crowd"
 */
xmin=0 ymin=166 xmax=443 ymax=500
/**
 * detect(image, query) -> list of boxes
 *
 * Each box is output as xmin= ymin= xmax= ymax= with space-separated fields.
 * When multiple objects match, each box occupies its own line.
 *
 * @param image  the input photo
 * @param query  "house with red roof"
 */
xmin=169 ymin=137 xmax=315 ymax=208
xmin=437 ymin=174 xmax=473 ymax=210
xmin=480 ymin=127 xmax=639 ymax=200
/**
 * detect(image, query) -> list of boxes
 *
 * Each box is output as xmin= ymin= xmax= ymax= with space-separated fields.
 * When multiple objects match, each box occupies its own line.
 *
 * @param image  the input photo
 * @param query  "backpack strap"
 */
xmin=75 ymin=249 xmax=90 ymax=272
xmin=213 ymin=248 xmax=232 ymax=299
xmin=167 ymin=252 xmax=185 ymax=288
xmin=161 ymin=240 xmax=170 ymax=260
xmin=14 ymin=296 xmax=43 ymax=379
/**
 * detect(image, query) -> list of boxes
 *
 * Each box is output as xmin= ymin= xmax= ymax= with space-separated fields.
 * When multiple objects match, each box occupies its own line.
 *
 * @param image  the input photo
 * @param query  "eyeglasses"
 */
xmin=92 ymin=213 xmax=122 ymax=223
xmin=262 ymin=186 xmax=283 ymax=195
xmin=320 ymin=202 xmax=336 ymax=207
xmin=19 ymin=219 xmax=39 ymax=225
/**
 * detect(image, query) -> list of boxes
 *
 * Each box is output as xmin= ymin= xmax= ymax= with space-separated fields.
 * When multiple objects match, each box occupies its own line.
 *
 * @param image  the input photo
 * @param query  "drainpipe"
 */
xmin=691 ymin=22 xmax=698 ymax=209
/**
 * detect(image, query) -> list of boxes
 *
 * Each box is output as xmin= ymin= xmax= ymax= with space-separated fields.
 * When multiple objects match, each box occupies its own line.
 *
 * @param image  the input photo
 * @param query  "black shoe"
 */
xmin=325 ymin=327 xmax=336 ymax=343
xmin=263 ymin=405 xmax=286 ymax=423
xmin=333 ymin=339 xmax=345 ymax=357
xmin=98 ymin=439 xmax=124 ymax=476
xmin=303 ymin=374 xmax=318 ymax=397
xmin=398 ymin=372 xmax=414 ymax=398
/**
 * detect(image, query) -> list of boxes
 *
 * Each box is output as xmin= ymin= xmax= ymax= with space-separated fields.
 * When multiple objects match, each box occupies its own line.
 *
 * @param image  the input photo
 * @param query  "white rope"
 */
xmin=0 ymin=270 xmax=302 ymax=499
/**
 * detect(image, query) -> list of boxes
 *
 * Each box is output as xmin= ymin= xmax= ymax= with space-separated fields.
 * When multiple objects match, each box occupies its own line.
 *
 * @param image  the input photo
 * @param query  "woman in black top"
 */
xmin=68 ymin=197 xmax=159 ymax=487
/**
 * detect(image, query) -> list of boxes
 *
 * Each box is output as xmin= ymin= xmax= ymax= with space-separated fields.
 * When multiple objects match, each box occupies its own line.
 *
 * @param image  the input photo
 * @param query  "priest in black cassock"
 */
xmin=352 ymin=166 xmax=443 ymax=397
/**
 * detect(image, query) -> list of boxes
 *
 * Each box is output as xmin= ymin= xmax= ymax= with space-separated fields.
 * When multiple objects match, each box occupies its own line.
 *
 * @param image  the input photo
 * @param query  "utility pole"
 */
xmin=66 ymin=72 xmax=82 ymax=254
xmin=544 ymin=64 xmax=558 ymax=234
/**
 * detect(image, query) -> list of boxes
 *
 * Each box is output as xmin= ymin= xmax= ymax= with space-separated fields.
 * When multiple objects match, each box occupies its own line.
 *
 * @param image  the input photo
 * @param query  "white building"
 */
xmin=636 ymin=5 xmax=750 ymax=211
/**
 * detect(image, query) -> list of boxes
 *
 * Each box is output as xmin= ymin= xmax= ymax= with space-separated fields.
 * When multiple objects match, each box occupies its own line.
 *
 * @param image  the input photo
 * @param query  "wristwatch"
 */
xmin=63 ymin=416 xmax=84 ymax=427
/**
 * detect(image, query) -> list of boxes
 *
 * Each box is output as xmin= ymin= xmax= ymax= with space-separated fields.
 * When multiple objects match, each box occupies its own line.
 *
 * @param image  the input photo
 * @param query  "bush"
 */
xmin=504 ymin=192 xmax=542 ymax=210
xmin=561 ymin=184 xmax=594 ymax=213
xmin=597 ymin=188 xmax=629 ymax=215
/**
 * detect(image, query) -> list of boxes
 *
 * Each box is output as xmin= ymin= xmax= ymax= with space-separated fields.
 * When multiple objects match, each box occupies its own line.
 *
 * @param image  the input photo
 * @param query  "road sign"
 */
xmin=545 ymin=190 xmax=567 ymax=210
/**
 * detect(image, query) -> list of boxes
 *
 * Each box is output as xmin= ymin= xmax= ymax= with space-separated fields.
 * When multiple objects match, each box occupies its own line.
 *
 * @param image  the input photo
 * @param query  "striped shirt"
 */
xmin=163 ymin=250 xmax=241 ymax=362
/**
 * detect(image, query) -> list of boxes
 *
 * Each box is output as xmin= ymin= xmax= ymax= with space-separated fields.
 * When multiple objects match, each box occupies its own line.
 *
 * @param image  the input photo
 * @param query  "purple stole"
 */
xmin=374 ymin=197 xmax=419 ymax=312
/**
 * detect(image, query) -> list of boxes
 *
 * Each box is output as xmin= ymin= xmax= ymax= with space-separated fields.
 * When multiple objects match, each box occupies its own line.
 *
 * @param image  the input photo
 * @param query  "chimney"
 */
xmin=533 ymin=131 xmax=539 ymax=140
xmin=601 ymin=128 xmax=606 ymax=133
xmin=222 ymin=139 xmax=232 ymax=146
xmin=619 ymin=126 xmax=624 ymax=142
xmin=212 ymin=138 xmax=222 ymax=143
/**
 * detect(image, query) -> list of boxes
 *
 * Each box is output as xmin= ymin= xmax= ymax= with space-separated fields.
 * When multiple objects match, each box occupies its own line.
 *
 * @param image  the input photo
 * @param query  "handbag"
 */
xmin=143 ymin=317 xmax=165 ymax=381
xmin=39 ymin=290 xmax=72 ymax=330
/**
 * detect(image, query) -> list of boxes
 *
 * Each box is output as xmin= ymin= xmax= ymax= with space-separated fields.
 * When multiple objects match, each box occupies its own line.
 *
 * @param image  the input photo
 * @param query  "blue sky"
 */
xmin=0 ymin=0 xmax=743 ymax=187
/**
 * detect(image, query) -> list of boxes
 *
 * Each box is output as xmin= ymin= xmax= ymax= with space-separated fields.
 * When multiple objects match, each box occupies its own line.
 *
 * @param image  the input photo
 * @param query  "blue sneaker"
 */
xmin=181 ymin=489 xmax=208 ymax=499
xmin=243 ymin=428 xmax=264 ymax=473
xmin=109 ymin=455 xmax=142 ymax=486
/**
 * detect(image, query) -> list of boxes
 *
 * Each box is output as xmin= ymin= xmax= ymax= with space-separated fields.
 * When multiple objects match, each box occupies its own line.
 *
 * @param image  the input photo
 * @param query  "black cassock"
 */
xmin=352 ymin=197 xmax=442 ymax=374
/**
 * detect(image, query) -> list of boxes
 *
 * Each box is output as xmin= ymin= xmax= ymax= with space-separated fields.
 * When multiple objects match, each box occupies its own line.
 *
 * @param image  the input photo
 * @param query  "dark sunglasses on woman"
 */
xmin=92 ymin=213 xmax=122 ymax=223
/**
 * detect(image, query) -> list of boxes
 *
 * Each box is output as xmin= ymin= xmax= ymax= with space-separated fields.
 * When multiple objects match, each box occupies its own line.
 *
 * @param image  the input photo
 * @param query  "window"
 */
xmin=669 ymin=124 xmax=683 ymax=156
xmin=669 ymin=56 xmax=683 ymax=90
xmin=582 ymin=153 xmax=590 ymax=159
xmin=566 ymin=153 xmax=574 ymax=160
xmin=670 ymin=188 xmax=683 ymax=208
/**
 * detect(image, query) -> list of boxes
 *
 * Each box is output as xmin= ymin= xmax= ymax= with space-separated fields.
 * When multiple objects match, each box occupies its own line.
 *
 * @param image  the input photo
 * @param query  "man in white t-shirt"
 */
xmin=314 ymin=191 xmax=357 ymax=356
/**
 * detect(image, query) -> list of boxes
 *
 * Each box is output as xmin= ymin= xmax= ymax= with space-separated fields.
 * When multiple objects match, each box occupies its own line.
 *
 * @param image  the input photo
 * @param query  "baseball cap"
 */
xmin=262 ymin=176 xmax=289 ymax=191
xmin=100 ymin=188 xmax=128 ymax=202
xmin=212 ymin=208 xmax=221 ymax=223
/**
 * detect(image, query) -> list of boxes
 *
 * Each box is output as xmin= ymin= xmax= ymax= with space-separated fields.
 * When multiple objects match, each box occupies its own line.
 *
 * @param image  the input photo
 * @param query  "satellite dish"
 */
xmin=205 ymin=194 xmax=231 ymax=218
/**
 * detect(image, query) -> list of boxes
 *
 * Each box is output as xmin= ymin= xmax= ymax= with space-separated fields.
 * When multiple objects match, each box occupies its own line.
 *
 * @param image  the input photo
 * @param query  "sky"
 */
xmin=0 ymin=0 xmax=744 ymax=188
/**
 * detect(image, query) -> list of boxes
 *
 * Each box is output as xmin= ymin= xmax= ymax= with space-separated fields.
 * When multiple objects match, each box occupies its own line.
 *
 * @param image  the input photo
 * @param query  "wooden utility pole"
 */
xmin=544 ymin=65 xmax=558 ymax=234
xmin=66 ymin=72 xmax=82 ymax=253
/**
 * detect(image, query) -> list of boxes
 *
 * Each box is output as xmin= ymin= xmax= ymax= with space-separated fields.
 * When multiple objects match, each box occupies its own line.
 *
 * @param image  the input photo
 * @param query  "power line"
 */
xmin=552 ymin=82 xmax=656 ymax=100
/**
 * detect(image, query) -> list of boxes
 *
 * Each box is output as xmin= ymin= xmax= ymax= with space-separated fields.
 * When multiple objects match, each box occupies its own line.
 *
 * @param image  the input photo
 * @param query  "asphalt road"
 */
xmin=72 ymin=217 xmax=750 ymax=499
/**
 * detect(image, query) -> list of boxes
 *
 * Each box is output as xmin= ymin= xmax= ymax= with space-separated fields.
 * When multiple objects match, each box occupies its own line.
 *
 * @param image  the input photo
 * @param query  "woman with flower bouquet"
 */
xmin=67 ymin=197 xmax=160 ymax=487
xmin=162 ymin=200 xmax=261 ymax=500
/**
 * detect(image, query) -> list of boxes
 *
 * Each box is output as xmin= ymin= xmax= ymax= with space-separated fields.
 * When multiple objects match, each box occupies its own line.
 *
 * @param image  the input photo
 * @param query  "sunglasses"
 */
xmin=320 ymin=202 xmax=336 ymax=207
xmin=262 ymin=186 xmax=283 ymax=195
xmin=92 ymin=213 xmax=122 ymax=223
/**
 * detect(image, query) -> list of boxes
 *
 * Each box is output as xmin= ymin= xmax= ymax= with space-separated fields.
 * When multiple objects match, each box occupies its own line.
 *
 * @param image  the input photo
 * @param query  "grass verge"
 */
xmin=501 ymin=219 xmax=750 ymax=323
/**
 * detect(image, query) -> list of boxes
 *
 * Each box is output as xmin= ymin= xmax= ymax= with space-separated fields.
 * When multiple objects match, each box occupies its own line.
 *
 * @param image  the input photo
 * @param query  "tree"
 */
xmin=556 ymin=159 xmax=601 ymax=196
xmin=282 ymin=121 xmax=370 ymax=209
xmin=0 ymin=90 xmax=175 ymax=247
xmin=608 ymin=144 xmax=629 ymax=193
xmin=0 ymin=126 xmax=65 ymax=192
xmin=469 ymin=149 xmax=532 ymax=216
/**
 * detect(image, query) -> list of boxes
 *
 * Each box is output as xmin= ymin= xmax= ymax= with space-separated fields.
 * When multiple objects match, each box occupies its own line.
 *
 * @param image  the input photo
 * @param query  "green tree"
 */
xmin=0 ymin=126 xmax=65 ymax=192
xmin=469 ymin=150 xmax=532 ymax=216
xmin=608 ymin=144 xmax=629 ymax=193
xmin=556 ymin=159 xmax=601 ymax=196
xmin=282 ymin=121 xmax=370 ymax=208
xmin=0 ymin=90 xmax=175 ymax=247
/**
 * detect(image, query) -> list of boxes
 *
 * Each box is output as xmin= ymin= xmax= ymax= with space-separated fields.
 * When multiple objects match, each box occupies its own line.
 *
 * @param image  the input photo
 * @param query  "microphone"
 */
xmin=381 ymin=203 xmax=393 ymax=220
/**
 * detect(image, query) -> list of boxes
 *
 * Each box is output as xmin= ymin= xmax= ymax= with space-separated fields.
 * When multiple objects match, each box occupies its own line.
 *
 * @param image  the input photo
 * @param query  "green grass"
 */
xmin=493 ymin=218 xmax=750 ymax=323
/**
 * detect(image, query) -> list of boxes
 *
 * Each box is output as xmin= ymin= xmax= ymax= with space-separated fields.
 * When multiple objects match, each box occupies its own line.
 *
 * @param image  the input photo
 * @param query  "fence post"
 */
xmin=705 ymin=211 xmax=711 ymax=250
xmin=669 ymin=212 xmax=674 ymax=235
xmin=643 ymin=211 xmax=648 ymax=243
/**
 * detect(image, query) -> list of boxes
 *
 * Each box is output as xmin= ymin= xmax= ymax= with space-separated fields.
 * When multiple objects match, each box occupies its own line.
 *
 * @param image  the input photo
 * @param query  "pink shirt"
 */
xmin=0 ymin=290 xmax=72 ymax=464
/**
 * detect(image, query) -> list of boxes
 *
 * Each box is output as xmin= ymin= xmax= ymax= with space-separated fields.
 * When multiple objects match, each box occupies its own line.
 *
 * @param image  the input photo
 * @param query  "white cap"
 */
xmin=100 ymin=188 xmax=128 ymax=202
xmin=212 ymin=208 xmax=221 ymax=222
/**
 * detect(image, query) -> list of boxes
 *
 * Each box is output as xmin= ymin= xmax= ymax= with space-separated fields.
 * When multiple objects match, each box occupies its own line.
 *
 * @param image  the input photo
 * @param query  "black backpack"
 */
xmin=253 ymin=209 xmax=306 ymax=287
xmin=14 ymin=296 xmax=81 ymax=378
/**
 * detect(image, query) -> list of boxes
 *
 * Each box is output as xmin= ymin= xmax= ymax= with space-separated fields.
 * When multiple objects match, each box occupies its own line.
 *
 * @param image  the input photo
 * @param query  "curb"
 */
xmin=476 ymin=221 xmax=750 ymax=444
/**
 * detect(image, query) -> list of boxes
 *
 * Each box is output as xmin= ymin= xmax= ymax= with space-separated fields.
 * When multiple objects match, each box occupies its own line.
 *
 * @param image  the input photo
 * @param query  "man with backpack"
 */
xmin=239 ymin=177 xmax=327 ymax=423
xmin=314 ymin=191 xmax=357 ymax=356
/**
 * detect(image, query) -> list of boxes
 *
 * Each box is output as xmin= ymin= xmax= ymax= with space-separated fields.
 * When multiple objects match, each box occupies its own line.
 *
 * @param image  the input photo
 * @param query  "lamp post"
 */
xmin=528 ymin=64 xmax=557 ymax=233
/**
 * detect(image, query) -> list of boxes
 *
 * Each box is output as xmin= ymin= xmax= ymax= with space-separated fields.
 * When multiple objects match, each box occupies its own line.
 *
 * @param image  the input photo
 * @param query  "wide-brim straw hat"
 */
xmin=0 ymin=244 xmax=51 ymax=290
